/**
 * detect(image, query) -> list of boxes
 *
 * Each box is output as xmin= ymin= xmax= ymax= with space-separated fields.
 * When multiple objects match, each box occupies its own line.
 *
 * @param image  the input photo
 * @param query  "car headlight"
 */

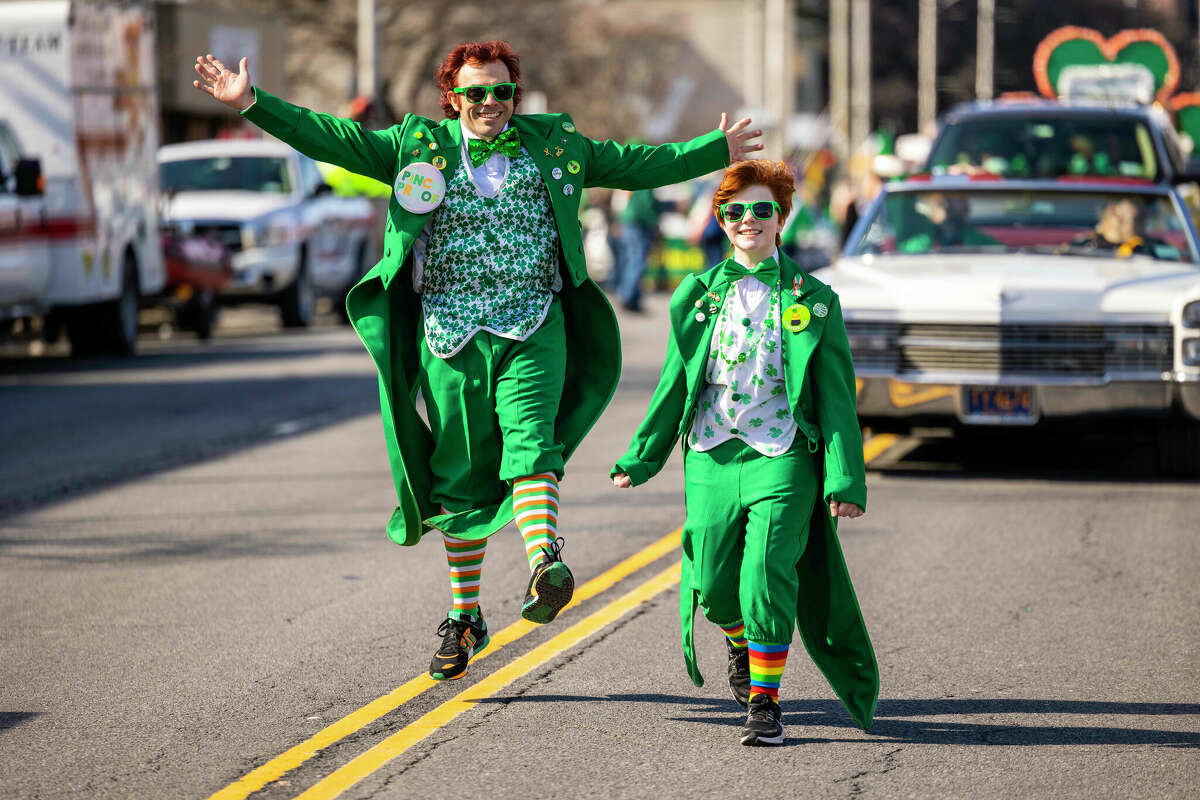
xmin=1183 ymin=300 xmax=1200 ymax=329
xmin=1184 ymin=338 xmax=1200 ymax=367
xmin=243 ymin=214 xmax=297 ymax=249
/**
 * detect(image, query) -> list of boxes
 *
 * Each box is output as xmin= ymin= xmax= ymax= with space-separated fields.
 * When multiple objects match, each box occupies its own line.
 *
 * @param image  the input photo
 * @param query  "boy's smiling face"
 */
xmin=721 ymin=184 xmax=781 ymax=263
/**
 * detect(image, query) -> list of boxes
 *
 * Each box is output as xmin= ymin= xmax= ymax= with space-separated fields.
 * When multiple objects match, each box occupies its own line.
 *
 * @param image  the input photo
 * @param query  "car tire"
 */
xmin=188 ymin=288 xmax=220 ymax=341
xmin=1155 ymin=419 xmax=1200 ymax=478
xmin=68 ymin=251 xmax=139 ymax=356
xmin=279 ymin=247 xmax=314 ymax=328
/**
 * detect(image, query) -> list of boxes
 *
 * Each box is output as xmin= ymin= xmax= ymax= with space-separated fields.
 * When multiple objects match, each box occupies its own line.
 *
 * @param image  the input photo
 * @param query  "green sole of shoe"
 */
xmin=521 ymin=563 xmax=575 ymax=623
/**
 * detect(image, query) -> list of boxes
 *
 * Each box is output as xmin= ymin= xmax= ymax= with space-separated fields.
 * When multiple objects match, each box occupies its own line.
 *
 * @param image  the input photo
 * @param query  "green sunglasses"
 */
xmin=720 ymin=200 xmax=781 ymax=222
xmin=453 ymin=83 xmax=516 ymax=104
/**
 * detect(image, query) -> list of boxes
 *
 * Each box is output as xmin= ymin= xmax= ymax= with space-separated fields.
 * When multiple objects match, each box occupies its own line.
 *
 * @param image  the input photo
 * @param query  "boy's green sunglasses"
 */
xmin=453 ymin=83 xmax=516 ymax=103
xmin=720 ymin=200 xmax=781 ymax=222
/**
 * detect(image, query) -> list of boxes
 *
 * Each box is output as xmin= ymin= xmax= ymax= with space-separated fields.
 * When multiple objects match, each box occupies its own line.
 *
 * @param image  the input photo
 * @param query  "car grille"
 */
xmin=163 ymin=222 xmax=243 ymax=253
xmin=846 ymin=322 xmax=1173 ymax=378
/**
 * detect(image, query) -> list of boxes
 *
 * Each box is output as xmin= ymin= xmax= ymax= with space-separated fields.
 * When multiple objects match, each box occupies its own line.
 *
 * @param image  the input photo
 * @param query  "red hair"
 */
xmin=435 ymin=40 xmax=523 ymax=119
xmin=712 ymin=160 xmax=795 ymax=245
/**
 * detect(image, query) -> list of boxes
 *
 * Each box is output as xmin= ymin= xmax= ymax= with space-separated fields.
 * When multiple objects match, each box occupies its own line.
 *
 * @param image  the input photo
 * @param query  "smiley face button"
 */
xmin=782 ymin=303 xmax=811 ymax=333
xmin=566 ymin=160 xmax=581 ymax=175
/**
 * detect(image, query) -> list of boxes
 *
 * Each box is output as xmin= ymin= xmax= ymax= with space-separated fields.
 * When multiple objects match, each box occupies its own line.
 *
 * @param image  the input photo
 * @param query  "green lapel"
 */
xmin=669 ymin=263 xmax=729 ymax=405
xmin=432 ymin=117 xmax=463 ymax=178
xmin=778 ymin=254 xmax=834 ymax=417
xmin=511 ymin=115 xmax=580 ymax=225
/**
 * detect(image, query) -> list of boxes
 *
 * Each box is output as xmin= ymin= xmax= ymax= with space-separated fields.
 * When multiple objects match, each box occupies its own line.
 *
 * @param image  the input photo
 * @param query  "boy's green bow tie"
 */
xmin=467 ymin=128 xmax=521 ymax=166
xmin=723 ymin=255 xmax=779 ymax=286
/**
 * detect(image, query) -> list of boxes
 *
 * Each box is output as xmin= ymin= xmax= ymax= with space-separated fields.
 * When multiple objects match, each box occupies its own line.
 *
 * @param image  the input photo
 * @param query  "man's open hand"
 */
xmin=193 ymin=54 xmax=254 ymax=112
xmin=719 ymin=114 xmax=764 ymax=162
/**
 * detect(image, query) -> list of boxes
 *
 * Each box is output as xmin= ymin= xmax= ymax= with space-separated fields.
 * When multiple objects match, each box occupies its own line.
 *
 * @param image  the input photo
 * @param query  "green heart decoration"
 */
xmin=1033 ymin=26 xmax=1180 ymax=103
xmin=1170 ymin=94 xmax=1200 ymax=148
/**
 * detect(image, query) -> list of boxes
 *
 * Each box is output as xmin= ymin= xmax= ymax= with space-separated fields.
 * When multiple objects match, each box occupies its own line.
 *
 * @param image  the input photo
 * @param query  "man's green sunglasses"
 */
xmin=453 ymin=83 xmax=516 ymax=103
xmin=720 ymin=200 xmax=781 ymax=222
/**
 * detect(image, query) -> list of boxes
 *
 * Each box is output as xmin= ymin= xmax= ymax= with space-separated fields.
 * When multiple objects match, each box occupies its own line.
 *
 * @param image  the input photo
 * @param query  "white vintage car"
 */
xmin=828 ymin=175 xmax=1200 ymax=475
xmin=158 ymin=139 xmax=375 ymax=327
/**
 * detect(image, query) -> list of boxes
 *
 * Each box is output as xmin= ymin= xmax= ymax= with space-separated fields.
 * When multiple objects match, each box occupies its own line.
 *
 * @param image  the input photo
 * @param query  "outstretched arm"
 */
xmin=191 ymin=54 xmax=400 ymax=186
xmin=810 ymin=294 xmax=868 ymax=517
xmin=611 ymin=328 xmax=690 ymax=487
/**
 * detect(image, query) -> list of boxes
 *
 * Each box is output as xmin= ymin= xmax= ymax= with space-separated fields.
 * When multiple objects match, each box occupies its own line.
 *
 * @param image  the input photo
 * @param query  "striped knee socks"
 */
xmin=720 ymin=620 xmax=748 ymax=648
xmin=443 ymin=534 xmax=486 ymax=619
xmin=747 ymin=641 xmax=789 ymax=701
xmin=512 ymin=472 xmax=560 ymax=571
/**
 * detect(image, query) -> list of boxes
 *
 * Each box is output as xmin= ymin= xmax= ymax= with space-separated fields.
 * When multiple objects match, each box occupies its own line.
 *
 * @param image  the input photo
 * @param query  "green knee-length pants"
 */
xmin=418 ymin=299 xmax=567 ymax=514
xmin=682 ymin=437 xmax=820 ymax=644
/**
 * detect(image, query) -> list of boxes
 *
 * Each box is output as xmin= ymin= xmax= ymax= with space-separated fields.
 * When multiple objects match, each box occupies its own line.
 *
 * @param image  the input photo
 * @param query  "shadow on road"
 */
xmin=483 ymin=693 xmax=1200 ymax=747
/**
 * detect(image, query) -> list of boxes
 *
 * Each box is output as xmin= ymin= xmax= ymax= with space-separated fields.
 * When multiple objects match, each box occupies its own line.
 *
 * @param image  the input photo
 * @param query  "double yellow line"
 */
xmin=208 ymin=434 xmax=899 ymax=800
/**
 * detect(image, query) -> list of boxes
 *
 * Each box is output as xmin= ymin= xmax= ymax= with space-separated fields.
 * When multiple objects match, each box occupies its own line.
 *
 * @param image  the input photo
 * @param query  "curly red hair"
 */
xmin=712 ymin=160 xmax=795 ymax=245
xmin=435 ymin=40 xmax=523 ymax=119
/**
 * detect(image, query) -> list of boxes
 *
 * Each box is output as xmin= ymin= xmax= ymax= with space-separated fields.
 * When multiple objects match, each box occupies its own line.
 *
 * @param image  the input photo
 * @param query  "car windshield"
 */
xmin=850 ymin=188 xmax=1195 ymax=264
xmin=926 ymin=116 xmax=1159 ymax=180
xmin=160 ymin=156 xmax=292 ymax=194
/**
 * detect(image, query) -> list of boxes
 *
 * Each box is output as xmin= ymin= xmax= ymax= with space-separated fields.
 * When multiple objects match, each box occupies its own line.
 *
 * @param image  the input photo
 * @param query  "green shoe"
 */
xmin=429 ymin=611 xmax=489 ymax=680
xmin=520 ymin=538 xmax=574 ymax=624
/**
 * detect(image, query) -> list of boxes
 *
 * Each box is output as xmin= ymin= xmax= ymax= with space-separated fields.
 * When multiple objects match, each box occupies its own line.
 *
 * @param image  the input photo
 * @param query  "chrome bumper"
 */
xmin=855 ymin=373 xmax=1200 ymax=424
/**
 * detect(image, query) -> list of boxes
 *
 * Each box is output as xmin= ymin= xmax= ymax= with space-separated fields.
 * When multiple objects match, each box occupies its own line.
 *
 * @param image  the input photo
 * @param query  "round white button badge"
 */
xmin=394 ymin=162 xmax=446 ymax=214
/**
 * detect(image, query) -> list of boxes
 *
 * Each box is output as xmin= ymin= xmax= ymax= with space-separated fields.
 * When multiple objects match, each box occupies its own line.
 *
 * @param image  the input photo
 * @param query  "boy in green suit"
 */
xmin=193 ymin=41 xmax=762 ymax=680
xmin=612 ymin=160 xmax=878 ymax=745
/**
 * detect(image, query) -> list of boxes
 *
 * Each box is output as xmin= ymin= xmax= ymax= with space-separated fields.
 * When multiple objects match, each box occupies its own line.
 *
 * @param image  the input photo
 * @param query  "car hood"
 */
xmin=825 ymin=254 xmax=1200 ymax=322
xmin=162 ymin=191 xmax=293 ymax=223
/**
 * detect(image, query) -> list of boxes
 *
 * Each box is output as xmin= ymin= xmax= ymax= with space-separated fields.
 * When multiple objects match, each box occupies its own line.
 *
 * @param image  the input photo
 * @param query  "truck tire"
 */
xmin=67 ymin=252 xmax=139 ymax=356
xmin=279 ymin=247 xmax=314 ymax=328
xmin=1156 ymin=419 xmax=1200 ymax=478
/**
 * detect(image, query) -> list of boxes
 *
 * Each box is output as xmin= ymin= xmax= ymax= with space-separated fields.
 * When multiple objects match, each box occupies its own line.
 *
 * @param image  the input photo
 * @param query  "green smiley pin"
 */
xmin=566 ymin=160 xmax=580 ymax=175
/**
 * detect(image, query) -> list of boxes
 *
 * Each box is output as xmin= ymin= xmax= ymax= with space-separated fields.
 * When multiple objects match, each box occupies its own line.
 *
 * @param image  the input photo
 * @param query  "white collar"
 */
xmin=459 ymin=118 xmax=511 ymax=142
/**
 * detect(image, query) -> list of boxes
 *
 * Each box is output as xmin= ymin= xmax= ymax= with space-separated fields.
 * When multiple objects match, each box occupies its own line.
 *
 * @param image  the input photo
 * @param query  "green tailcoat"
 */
xmin=613 ymin=255 xmax=879 ymax=730
xmin=242 ymin=88 xmax=729 ymax=544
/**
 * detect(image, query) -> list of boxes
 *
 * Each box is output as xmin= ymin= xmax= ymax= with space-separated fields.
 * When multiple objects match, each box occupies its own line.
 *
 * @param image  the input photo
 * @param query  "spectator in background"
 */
xmin=613 ymin=186 xmax=663 ymax=312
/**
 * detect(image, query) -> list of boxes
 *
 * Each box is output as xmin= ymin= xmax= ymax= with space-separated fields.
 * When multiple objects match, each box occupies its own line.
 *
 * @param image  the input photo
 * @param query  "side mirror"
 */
xmin=312 ymin=182 xmax=333 ymax=197
xmin=15 ymin=158 xmax=42 ymax=196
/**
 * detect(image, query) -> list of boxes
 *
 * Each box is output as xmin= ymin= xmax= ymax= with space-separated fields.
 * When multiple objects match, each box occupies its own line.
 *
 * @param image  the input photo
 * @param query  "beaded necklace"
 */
xmin=714 ymin=280 xmax=781 ymax=367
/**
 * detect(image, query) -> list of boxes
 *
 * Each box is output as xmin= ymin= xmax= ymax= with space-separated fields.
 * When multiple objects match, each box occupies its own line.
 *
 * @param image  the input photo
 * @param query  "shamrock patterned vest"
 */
xmin=419 ymin=146 xmax=560 ymax=358
xmin=688 ymin=279 xmax=798 ymax=457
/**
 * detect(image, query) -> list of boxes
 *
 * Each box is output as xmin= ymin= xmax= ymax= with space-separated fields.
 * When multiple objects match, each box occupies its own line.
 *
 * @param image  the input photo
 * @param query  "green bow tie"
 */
xmin=723 ymin=255 xmax=779 ymax=286
xmin=467 ymin=128 xmax=521 ymax=167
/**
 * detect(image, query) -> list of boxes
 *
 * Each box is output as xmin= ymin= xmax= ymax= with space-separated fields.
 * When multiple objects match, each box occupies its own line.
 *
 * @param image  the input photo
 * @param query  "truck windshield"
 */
xmin=161 ymin=157 xmax=292 ymax=194
xmin=850 ymin=189 xmax=1196 ymax=264
xmin=926 ymin=116 xmax=1159 ymax=181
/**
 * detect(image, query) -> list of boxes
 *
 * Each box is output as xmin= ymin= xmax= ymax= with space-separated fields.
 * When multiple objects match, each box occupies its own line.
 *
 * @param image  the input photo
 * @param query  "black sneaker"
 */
xmin=520 ymin=537 xmax=574 ymax=624
xmin=727 ymin=640 xmax=751 ymax=708
xmin=740 ymin=693 xmax=785 ymax=746
xmin=428 ymin=611 xmax=489 ymax=681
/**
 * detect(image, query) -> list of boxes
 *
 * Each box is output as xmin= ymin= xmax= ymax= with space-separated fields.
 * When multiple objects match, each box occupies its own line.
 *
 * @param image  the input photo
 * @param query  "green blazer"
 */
xmin=613 ymin=254 xmax=879 ymax=730
xmin=241 ymin=88 xmax=730 ymax=544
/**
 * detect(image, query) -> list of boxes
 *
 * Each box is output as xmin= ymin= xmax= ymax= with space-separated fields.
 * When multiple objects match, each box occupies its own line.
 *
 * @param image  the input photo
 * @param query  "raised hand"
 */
xmin=193 ymin=54 xmax=253 ymax=112
xmin=719 ymin=113 xmax=764 ymax=162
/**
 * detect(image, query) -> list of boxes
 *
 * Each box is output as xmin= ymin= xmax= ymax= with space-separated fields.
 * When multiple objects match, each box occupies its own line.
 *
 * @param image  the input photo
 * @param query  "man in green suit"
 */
xmin=612 ymin=160 xmax=877 ymax=745
xmin=192 ymin=40 xmax=761 ymax=680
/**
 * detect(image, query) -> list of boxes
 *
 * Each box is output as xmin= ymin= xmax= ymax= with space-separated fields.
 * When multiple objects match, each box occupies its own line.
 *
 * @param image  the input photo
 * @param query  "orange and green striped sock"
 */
xmin=513 ymin=472 xmax=560 ymax=572
xmin=720 ymin=620 xmax=748 ymax=648
xmin=748 ymin=641 xmax=789 ymax=701
xmin=443 ymin=534 xmax=486 ymax=619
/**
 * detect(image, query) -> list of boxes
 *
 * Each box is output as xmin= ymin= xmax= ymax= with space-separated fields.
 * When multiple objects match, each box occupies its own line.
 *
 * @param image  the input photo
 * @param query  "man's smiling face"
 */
xmin=450 ymin=60 xmax=514 ymax=140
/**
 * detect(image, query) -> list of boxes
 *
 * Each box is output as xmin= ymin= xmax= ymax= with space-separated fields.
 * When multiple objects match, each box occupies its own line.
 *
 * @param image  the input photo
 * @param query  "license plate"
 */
xmin=962 ymin=386 xmax=1037 ymax=425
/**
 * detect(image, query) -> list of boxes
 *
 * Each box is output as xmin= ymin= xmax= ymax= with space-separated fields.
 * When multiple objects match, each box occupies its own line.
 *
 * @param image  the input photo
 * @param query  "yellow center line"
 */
xmin=208 ymin=435 xmax=896 ymax=800
xmin=204 ymin=528 xmax=682 ymax=800
xmin=292 ymin=562 xmax=683 ymax=800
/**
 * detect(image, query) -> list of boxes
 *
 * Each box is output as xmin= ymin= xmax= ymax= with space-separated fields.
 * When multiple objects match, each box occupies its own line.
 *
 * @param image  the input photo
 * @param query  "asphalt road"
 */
xmin=1 ymin=300 xmax=1197 ymax=800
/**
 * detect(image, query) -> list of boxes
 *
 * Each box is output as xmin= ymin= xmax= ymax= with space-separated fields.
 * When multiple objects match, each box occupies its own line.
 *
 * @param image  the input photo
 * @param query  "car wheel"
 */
xmin=68 ymin=251 xmax=139 ymax=356
xmin=1155 ymin=419 xmax=1200 ymax=478
xmin=280 ymin=248 xmax=314 ymax=328
xmin=188 ymin=288 xmax=220 ymax=341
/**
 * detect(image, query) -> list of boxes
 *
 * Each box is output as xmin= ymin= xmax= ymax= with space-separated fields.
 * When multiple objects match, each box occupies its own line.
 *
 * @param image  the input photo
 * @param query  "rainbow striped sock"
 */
xmin=443 ymin=534 xmax=486 ymax=618
xmin=748 ymin=641 xmax=789 ymax=701
xmin=720 ymin=620 xmax=748 ymax=648
xmin=512 ymin=472 xmax=560 ymax=572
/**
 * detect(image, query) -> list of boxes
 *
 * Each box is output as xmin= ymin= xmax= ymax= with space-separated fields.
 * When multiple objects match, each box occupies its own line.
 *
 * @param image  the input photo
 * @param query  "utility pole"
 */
xmin=918 ymin=0 xmax=937 ymax=133
xmin=829 ymin=0 xmax=849 ymax=160
xmin=850 ymin=0 xmax=871 ymax=153
xmin=357 ymin=0 xmax=379 ymax=109
xmin=976 ymin=0 xmax=994 ymax=101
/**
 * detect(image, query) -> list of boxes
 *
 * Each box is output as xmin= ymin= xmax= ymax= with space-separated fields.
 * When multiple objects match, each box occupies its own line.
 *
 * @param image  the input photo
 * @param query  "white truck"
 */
xmin=0 ymin=0 xmax=165 ymax=355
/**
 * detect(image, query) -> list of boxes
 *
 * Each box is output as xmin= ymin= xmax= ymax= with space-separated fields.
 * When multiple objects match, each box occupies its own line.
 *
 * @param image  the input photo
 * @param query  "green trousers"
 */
xmin=418 ymin=299 xmax=567 ymax=515
xmin=682 ymin=438 xmax=819 ymax=644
